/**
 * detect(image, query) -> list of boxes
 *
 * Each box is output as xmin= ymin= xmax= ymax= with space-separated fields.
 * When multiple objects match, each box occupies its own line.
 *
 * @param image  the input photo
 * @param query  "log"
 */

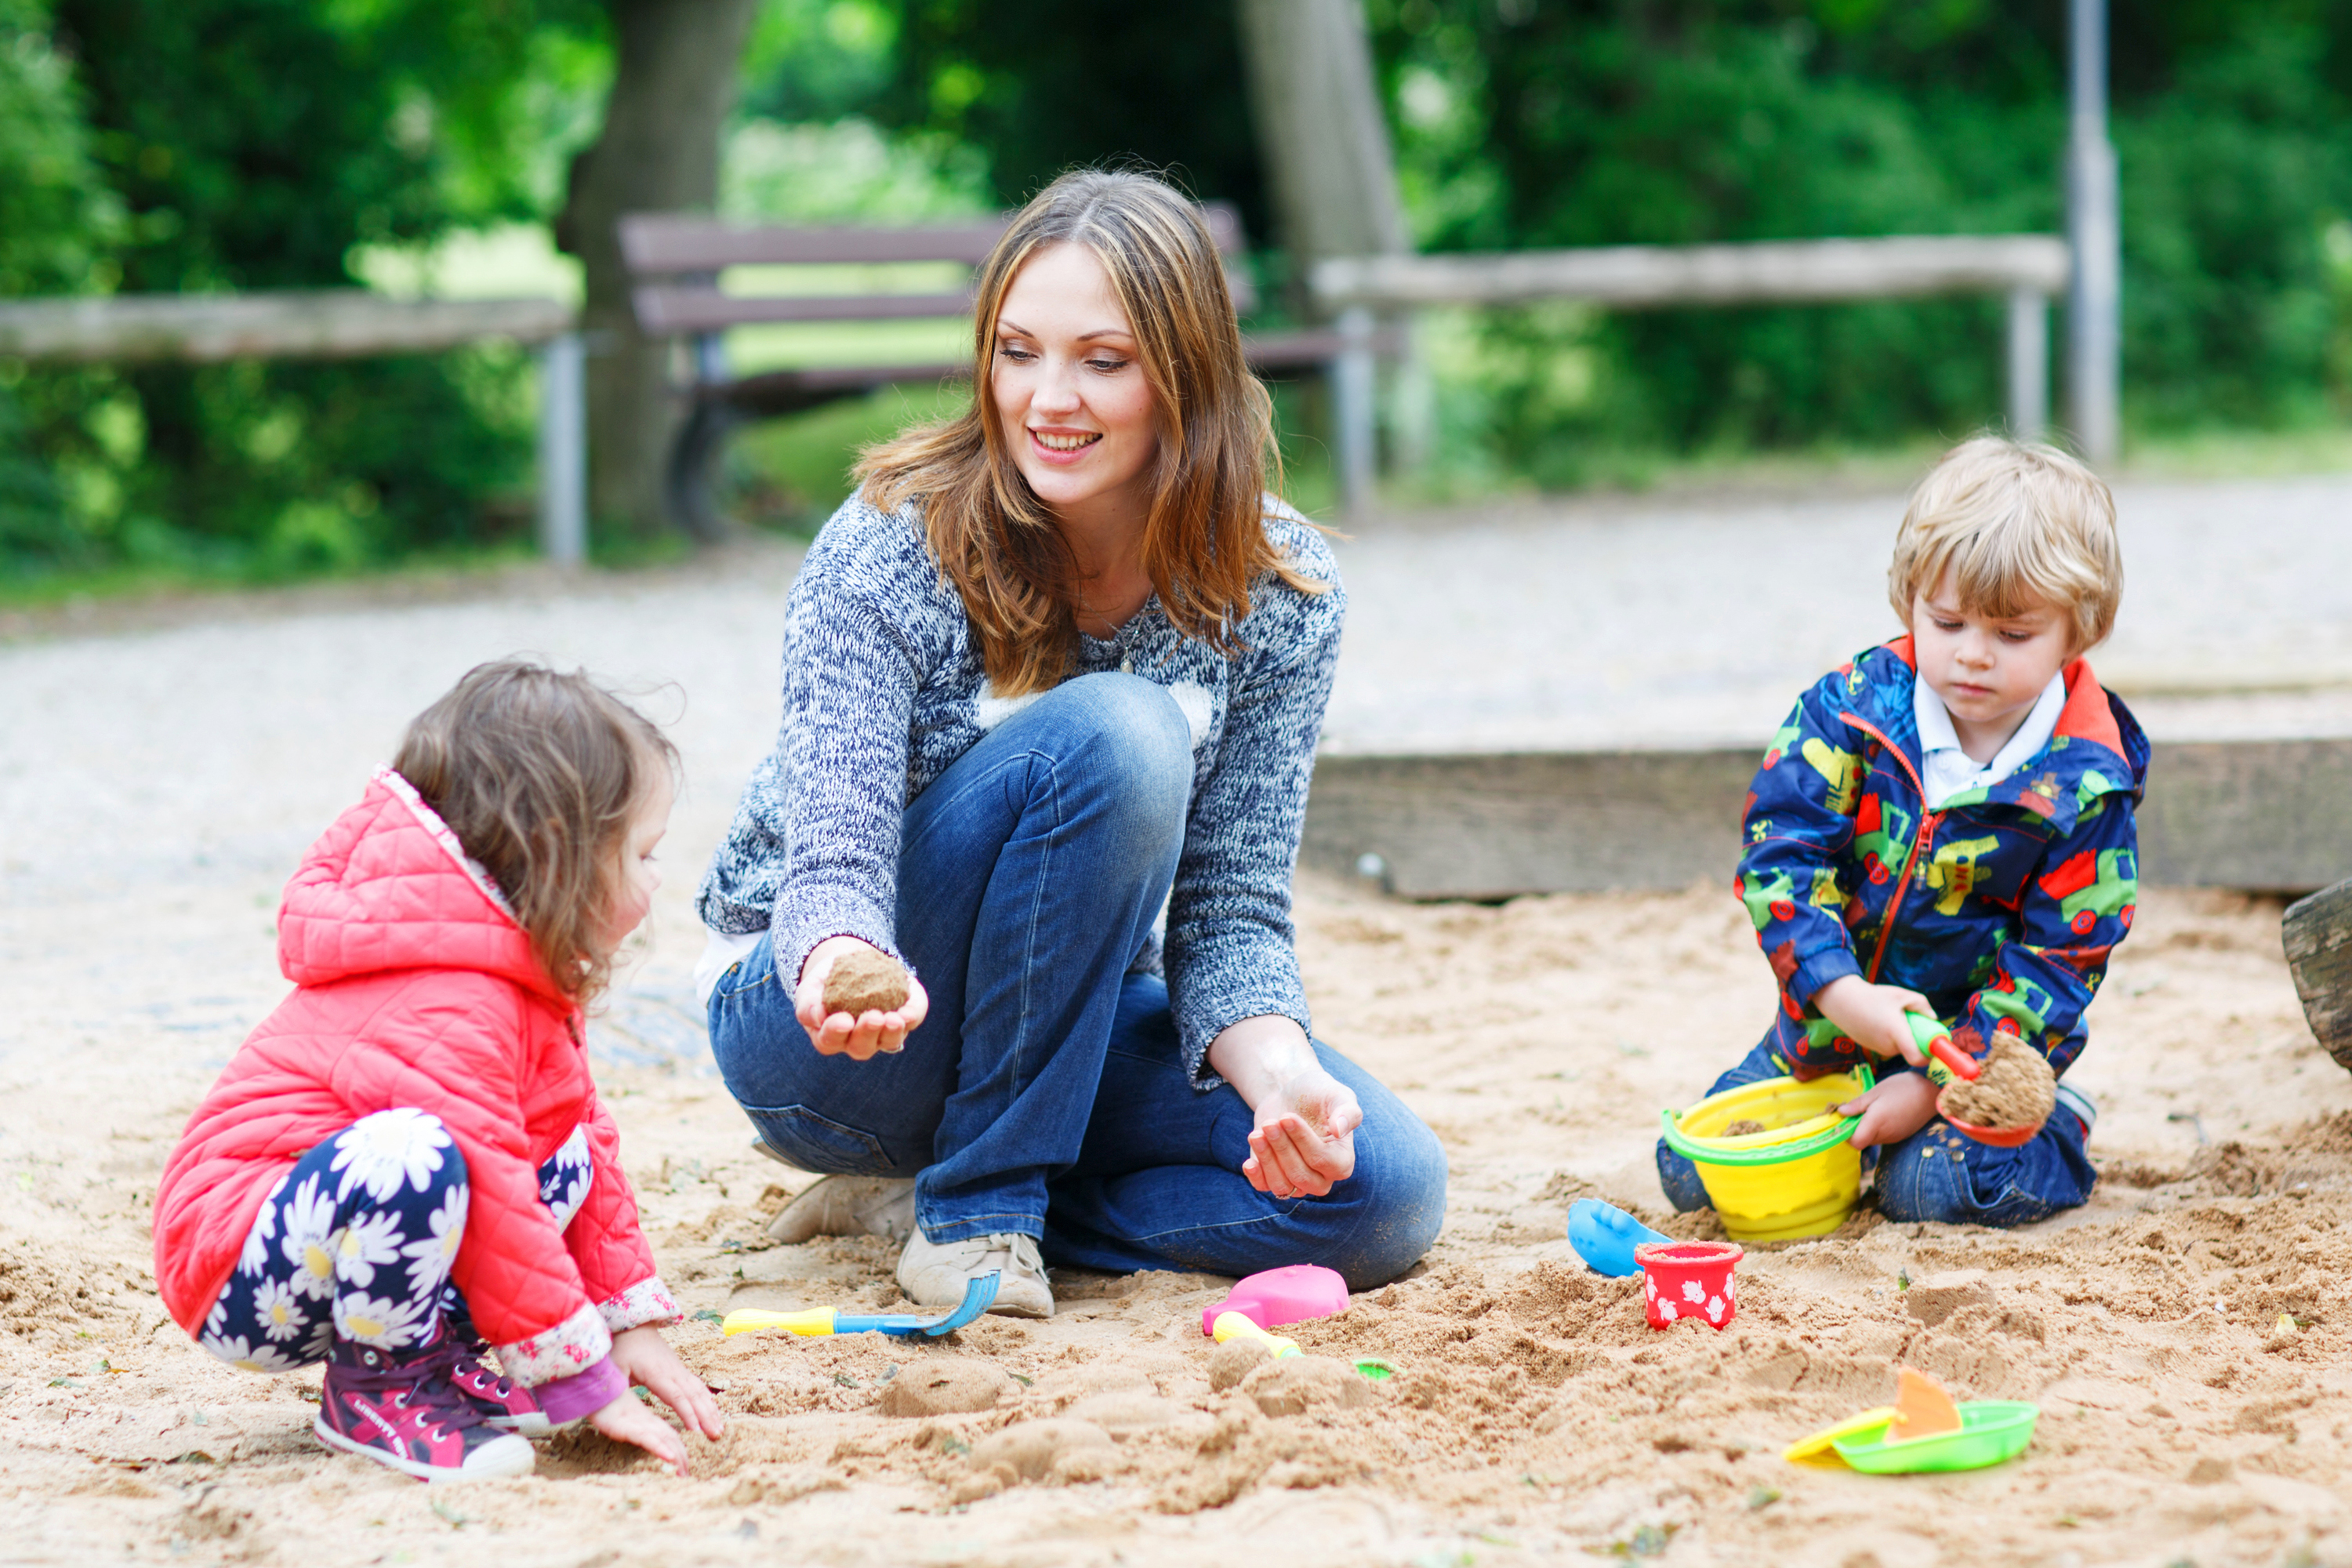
xmin=1308 ymin=234 xmax=2071 ymax=311
xmin=0 ymin=292 xmax=572 ymax=364
xmin=2284 ymin=880 xmax=2352 ymax=1074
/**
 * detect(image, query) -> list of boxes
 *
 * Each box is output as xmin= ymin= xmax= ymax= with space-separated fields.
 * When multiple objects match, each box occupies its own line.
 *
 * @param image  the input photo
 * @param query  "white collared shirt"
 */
xmin=1913 ymin=670 xmax=2067 ymax=810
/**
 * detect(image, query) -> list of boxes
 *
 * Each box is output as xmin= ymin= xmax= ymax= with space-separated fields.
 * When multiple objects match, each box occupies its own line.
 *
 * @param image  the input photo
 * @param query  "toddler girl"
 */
xmin=154 ymin=660 xmax=723 ymax=1482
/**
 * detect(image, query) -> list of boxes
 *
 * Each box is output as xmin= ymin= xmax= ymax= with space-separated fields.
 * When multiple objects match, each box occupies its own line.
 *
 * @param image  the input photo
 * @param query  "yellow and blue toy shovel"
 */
xmin=720 ymin=1272 xmax=1000 ymax=1338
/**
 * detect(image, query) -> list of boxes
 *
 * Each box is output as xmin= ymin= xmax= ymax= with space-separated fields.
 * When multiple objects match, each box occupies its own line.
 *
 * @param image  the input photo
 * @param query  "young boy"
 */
xmin=1658 ymin=436 xmax=2147 ymax=1226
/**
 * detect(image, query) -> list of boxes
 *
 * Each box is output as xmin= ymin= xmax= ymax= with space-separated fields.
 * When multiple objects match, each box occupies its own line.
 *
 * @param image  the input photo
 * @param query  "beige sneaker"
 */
xmin=762 ymin=1173 xmax=918 ymax=1244
xmin=895 ymin=1229 xmax=1054 ymax=1319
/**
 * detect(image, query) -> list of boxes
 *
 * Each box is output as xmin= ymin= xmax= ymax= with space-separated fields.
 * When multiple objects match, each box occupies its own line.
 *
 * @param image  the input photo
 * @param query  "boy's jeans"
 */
xmin=708 ymin=673 xmax=1448 ymax=1290
xmin=1655 ymin=1035 xmax=2097 ymax=1228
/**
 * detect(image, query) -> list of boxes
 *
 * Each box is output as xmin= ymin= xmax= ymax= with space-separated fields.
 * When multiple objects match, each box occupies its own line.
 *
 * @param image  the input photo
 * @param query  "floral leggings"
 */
xmin=198 ymin=1107 xmax=592 ymax=1374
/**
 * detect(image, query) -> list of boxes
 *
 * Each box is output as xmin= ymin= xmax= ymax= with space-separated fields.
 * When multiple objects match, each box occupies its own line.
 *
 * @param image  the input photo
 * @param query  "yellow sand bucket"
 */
xmin=1658 ymin=1065 xmax=1875 ymax=1242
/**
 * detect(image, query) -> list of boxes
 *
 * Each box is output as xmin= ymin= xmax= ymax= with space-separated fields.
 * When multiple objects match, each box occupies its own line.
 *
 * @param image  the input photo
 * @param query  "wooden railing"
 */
xmin=1309 ymin=234 xmax=2072 ymax=516
xmin=0 ymin=291 xmax=586 ymax=564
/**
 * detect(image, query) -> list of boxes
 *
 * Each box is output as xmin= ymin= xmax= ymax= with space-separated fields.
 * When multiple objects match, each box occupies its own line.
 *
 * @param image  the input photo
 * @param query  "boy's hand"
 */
xmin=796 ymin=936 xmax=929 ymax=1060
xmin=608 ymin=1326 xmax=724 ymax=1457
xmin=1838 ymin=1071 xmax=1942 ymax=1149
xmin=1813 ymin=976 xmax=1934 ymax=1065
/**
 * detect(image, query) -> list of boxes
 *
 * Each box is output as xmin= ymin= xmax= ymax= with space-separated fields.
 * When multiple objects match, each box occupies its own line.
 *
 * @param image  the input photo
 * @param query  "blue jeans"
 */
xmin=1655 ymin=1034 xmax=2097 ymax=1228
xmin=708 ymin=673 xmax=1448 ymax=1290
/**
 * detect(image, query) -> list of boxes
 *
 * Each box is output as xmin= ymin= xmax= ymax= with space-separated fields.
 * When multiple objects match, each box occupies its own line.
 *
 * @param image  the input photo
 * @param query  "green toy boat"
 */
xmin=1830 ymin=1400 xmax=2040 ymax=1473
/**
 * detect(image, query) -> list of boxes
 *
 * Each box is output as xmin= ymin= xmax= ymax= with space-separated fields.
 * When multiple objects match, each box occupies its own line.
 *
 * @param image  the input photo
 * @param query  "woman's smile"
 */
xmin=1029 ymin=427 xmax=1103 ymax=459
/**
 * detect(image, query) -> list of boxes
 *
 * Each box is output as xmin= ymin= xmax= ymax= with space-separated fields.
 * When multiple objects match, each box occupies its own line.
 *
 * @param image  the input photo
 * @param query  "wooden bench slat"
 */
xmin=620 ymin=216 xmax=1014 ymax=272
xmin=634 ymin=286 xmax=978 ymax=335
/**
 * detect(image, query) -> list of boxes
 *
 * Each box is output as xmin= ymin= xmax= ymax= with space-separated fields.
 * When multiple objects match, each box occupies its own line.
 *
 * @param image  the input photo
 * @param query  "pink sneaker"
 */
xmin=314 ymin=1336 xmax=535 ymax=1483
xmin=448 ymin=1338 xmax=552 ymax=1437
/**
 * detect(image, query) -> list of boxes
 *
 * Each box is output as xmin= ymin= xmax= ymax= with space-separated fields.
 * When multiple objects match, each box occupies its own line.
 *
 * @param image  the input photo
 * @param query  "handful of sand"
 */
xmin=1938 ymin=1030 xmax=2056 ymax=1131
xmin=822 ymin=946 xmax=913 ymax=1018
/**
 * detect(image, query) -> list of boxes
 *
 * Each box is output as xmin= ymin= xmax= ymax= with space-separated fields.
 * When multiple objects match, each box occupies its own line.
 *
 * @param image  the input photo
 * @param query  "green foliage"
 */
xmin=1370 ymin=0 xmax=2352 ymax=470
xmin=0 ymin=0 xmax=603 ymax=586
xmin=867 ymin=0 xmax=1269 ymax=232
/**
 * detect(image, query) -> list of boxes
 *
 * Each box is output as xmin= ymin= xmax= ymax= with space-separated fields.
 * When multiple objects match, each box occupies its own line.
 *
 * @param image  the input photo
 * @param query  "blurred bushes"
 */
xmin=1370 ymin=0 xmax=2352 ymax=475
xmin=0 ymin=0 xmax=601 ymax=586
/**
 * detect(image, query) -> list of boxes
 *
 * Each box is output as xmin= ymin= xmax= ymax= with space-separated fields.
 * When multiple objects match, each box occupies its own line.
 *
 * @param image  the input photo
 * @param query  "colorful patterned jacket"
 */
xmin=1737 ymin=637 xmax=2148 ymax=1080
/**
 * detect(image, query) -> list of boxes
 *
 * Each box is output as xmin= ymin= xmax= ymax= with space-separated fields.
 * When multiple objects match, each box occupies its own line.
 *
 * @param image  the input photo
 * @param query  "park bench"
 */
xmin=619 ymin=204 xmax=1389 ymax=539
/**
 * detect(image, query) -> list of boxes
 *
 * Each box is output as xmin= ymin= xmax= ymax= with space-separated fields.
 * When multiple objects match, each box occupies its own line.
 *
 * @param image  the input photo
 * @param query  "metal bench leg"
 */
xmin=664 ymin=396 xmax=739 ymax=544
xmin=536 ymin=332 xmax=587 ymax=566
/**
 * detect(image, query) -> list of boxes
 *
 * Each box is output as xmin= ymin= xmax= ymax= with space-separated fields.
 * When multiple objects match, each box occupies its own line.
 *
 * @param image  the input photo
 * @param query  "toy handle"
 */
xmin=1904 ymin=1013 xmax=1980 ymax=1085
xmin=720 ymin=1306 xmax=837 ymax=1338
xmin=1211 ymin=1311 xmax=1299 ymax=1359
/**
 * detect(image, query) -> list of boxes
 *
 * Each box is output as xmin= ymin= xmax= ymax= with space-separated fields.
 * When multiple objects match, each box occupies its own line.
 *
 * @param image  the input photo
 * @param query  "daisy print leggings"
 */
xmin=198 ymin=1108 xmax=593 ymax=1374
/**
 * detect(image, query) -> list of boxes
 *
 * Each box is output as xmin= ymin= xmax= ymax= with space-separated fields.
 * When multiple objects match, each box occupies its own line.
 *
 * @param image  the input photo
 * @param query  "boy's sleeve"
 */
xmin=1961 ymin=790 xmax=2138 ymax=1075
xmin=1737 ymin=682 xmax=1866 ymax=1008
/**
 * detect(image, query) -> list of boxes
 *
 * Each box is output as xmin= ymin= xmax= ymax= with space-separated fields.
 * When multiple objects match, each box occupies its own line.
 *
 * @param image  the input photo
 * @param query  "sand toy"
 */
xmin=1906 ymin=1014 xmax=2053 ymax=1146
xmin=720 ymin=1272 xmax=1000 ymax=1338
xmin=1199 ymin=1264 xmax=1351 ymax=1335
xmin=1784 ymin=1368 xmax=2040 ymax=1474
xmin=1210 ymin=1310 xmax=1301 ymax=1359
xmin=1566 ymin=1197 xmax=1671 ymax=1277
xmin=1657 ymin=1065 xmax=1875 ymax=1240
xmin=1634 ymin=1240 xmax=1742 ymax=1329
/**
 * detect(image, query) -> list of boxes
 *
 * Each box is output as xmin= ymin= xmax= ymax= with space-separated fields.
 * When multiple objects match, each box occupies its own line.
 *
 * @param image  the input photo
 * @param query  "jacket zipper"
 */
xmin=1841 ymin=714 xmax=1941 ymax=985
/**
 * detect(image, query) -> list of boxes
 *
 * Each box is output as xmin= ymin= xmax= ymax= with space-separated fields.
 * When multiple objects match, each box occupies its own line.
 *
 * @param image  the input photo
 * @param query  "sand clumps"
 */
xmin=1940 ymin=1031 xmax=2058 ymax=1130
xmin=1240 ymin=1356 xmax=1377 ymax=1417
xmin=823 ymin=947 xmax=911 ymax=1018
xmin=877 ymin=1358 xmax=1013 ymax=1417
xmin=1721 ymin=1119 xmax=1767 ymax=1138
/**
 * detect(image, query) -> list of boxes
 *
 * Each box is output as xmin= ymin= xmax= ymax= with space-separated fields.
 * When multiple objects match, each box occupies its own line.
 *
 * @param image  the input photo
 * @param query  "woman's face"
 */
xmin=990 ymin=241 xmax=1160 ymax=524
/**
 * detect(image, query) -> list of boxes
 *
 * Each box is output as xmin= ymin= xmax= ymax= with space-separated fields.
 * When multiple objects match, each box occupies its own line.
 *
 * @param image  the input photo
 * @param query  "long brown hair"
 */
xmin=391 ymin=659 xmax=677 ymax=1005
xmin=856 ymin=167 xmax=1325 ymax=695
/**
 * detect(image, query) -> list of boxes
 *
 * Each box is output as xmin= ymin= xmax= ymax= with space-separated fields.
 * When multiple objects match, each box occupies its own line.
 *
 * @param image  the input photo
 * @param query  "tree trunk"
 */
xmin=1233 ymin=0 xmax=1409 ymax=293
xmin=1234 ymin=0 xmax=1426 ymax=480
xmin=557 ymin=0 xmax=758 ymax=538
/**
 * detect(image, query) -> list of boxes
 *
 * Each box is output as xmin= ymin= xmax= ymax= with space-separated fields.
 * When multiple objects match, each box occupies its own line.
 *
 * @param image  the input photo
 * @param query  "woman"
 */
xmin=694 ymin=169 xmax=1446 ymax=1319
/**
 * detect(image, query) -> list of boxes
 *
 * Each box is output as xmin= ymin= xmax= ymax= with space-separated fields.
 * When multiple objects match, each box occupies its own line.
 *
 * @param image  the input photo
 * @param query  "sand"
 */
xmin=1941 ymin=1029 xmax=2062 ymax=1131
xmin=12 ymin=870 xmax=2352 ymax=1566
xmin=822 ymin=948 xmax=911 ymax=1019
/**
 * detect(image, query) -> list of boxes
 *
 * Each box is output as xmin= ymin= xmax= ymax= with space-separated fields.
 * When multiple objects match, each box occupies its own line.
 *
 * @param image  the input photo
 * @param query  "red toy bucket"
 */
xmin=1635 ymin=1240 xmax=1744 ymax=1330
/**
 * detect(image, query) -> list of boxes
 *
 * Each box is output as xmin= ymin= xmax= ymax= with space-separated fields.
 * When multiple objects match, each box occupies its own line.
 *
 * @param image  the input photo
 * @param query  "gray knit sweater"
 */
xmin=695 ymin=492 xmax=1345 ymax=1083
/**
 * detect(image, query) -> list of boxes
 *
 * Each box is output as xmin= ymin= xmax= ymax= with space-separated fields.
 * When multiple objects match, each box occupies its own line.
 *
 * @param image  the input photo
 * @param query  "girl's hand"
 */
xmin=609 ymin=1326 xmax=724 ymax=1444
xmin=795 ymin=936 xmax=930 ymax=1060
xmin=1244 ymin=1066 xmax=1364 ymax=1199
xmin=1813 ymin=976 xmax=1934 ymax=1065
xmin=586 ymin=1389 xmax=691 ymax=1476
xmin=1837 ymin=1071 xmax=1942 ymax=1150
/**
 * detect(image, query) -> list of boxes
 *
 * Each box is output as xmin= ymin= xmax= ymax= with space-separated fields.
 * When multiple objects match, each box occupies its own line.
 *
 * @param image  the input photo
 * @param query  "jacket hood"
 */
xmin=277 ymin=767 xmax=567 ymax=1004
xmin=1846 ymin=637 xmax=2150 ymax=836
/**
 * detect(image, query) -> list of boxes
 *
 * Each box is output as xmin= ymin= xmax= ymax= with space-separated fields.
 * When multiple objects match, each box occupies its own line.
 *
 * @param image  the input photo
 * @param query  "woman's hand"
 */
xmin=1207 ymin=1015 xmax=1364 ymax=1200
xmin=795 ymin=935 xmax=930 ymax=1060
xmin=1245 ymin=1066 xmax=1364 ymax=1198
xmin=588 ymin=1327 xmax=724 ymax=1477
xmin=1837 ymin=1071 xmax=1942 ymax=1150
xmin=1813 ymin=975 xmax=1933 ymax=1065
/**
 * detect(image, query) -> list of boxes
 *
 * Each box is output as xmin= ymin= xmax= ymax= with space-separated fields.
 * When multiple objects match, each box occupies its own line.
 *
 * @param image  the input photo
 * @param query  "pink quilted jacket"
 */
xmin=154 ymin=769 xmax=673 ymax=1384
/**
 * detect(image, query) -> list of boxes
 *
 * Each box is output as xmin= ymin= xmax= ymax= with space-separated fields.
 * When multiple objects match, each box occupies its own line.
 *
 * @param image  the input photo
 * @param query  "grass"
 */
xmin=7 ymin=405 xmax=2345 ymax=620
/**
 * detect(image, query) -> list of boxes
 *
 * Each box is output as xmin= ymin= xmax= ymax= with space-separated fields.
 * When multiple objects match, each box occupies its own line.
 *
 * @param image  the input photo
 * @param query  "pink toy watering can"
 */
xmin=1199 ymin=1265 xmax=1352 ymax=1335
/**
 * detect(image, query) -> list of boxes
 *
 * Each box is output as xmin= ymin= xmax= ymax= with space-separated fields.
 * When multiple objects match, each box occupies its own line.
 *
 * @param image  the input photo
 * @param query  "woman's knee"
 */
xmin=1039 ymin=673 xmax=1193 ymax=822
xmin=1329 ymin=1109 xmax=1449 ymax=1290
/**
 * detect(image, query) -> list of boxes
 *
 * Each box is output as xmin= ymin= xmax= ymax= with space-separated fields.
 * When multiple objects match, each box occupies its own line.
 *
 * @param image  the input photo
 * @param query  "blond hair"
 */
xmin=391 ymin=659 xmax=678 ymax=1005
xmin=856 ymin=168 xmax=1323 ymax=697
xmin=1887 ymin=436 xmax=2122 ymax=653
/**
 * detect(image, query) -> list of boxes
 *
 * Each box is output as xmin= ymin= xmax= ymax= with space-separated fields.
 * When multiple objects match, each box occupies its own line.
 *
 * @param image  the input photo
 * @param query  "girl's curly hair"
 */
xmin=391 ymin=659 xmax=677 ymax=1004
